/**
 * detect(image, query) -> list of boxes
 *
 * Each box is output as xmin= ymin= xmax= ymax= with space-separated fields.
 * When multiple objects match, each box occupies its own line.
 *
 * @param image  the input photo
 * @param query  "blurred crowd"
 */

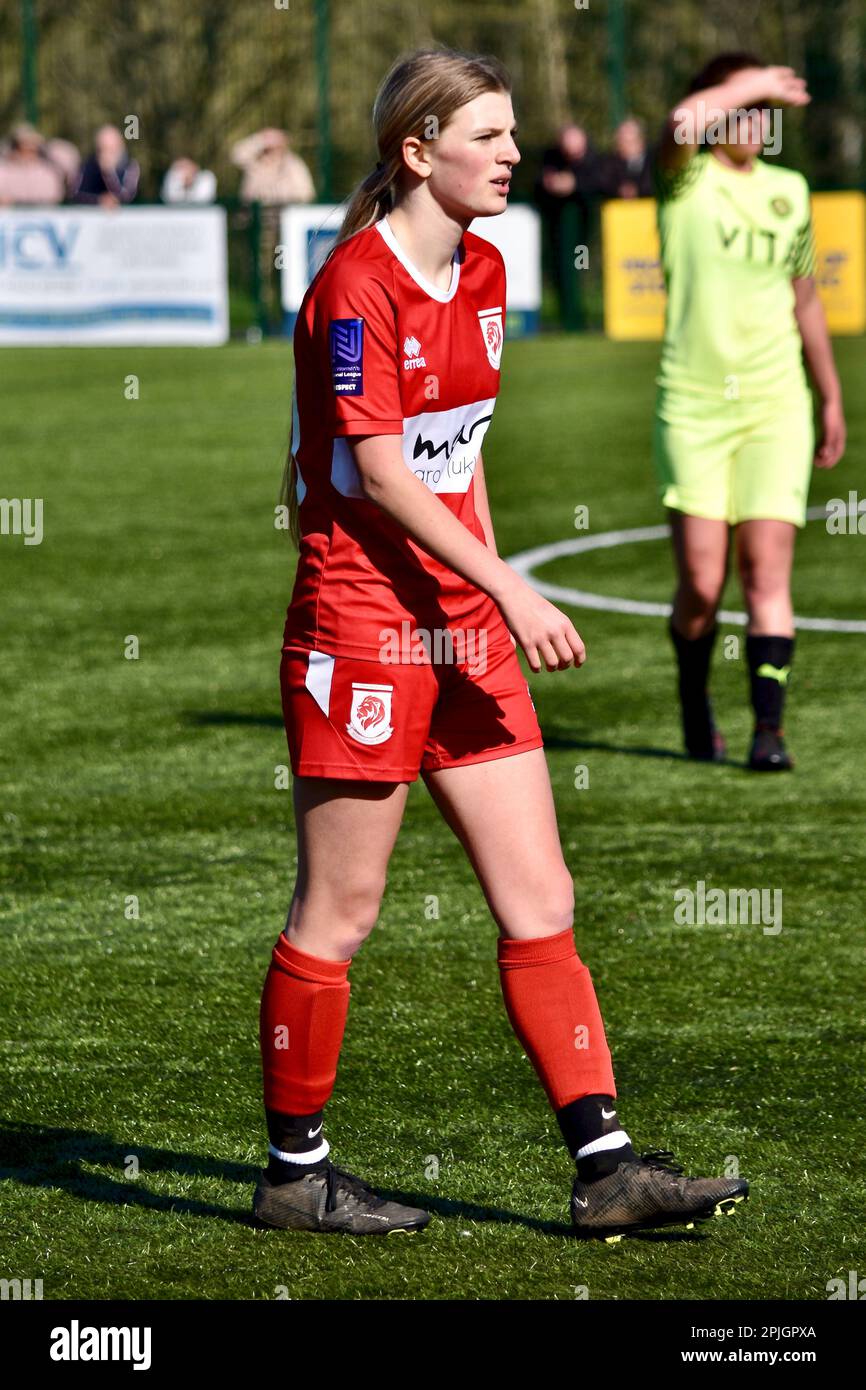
xmin=0 ymin=122 xmax=316 ymax=209
xmin=1 ymin=113 xmax=652 ymax=211
xmin=536 ymin=117 xmax=654 ymax=207
xmin=0 ymin=114 xmax=651 ymax=212
xmin=535 ymin=117 xmax=654 ymax=314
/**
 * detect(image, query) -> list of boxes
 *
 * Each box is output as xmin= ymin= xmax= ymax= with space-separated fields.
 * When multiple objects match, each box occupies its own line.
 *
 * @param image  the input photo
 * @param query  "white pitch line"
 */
xmin=506 ymin=506 xmax=866 ymax=634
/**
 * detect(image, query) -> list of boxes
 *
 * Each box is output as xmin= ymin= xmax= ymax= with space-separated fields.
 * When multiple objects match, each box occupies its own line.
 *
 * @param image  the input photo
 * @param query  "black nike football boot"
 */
xmin=253 ymin=1159 xmax=430 ymax=1235
xmin=682 ymin=694 xmax=726 ymax=762
xmin=748 ymin=724 xmax=793 ymax=771
xmin=571 ymin=1148 xmax=748 ymax=1242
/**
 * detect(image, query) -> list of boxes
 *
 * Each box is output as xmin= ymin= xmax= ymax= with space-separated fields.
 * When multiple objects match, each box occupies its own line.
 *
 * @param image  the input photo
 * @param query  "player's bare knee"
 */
xmin=533 ymin=869 xmax=576 ymax=936
xmin=330 ymin=875 xmax=387 ymax=949
xmin=739 ymin=563 xmax=784 ymax=609
xmin=680 ymin=573 xmax=723 ymax=619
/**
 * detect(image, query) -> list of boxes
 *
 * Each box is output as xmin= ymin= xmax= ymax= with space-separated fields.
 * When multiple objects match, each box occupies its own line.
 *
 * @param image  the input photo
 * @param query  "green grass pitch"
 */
xmin=0 ymin=337 xmax=864 ymax=1300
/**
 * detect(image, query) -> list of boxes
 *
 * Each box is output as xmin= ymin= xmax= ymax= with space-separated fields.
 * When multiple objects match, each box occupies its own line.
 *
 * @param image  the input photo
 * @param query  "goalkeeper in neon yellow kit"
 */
xmin=653 ymin=52 xmax=846 ymax=770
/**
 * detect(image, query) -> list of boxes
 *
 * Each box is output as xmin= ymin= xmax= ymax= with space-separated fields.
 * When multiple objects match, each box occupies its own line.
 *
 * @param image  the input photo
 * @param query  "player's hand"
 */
xmin=758 ymin=66 xmax=810 ymax=108
xmin=814 ymin=397 xmax=846 ymax=469
xmin=496 ymin=576 xmax=586 ymax=672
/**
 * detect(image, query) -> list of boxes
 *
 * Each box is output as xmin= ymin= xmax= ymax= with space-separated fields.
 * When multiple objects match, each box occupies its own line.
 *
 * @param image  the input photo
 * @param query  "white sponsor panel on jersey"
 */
xmin=328 ymin=398 xmax=496 ymax=499
xmin=402 ymin=398 xmax=496 ymax=494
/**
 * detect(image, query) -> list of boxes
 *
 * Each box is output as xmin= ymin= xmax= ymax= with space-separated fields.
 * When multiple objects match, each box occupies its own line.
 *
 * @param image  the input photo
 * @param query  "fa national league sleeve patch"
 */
xmin=329 ymin=318 xmax=364 ymax=395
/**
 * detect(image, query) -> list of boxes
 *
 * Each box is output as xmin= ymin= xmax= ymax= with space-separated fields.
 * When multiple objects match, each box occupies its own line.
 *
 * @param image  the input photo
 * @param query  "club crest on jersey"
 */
xmin=477 ymin=306 xmax=503 ymax=370
xmin=346 ymin=682 xmax=394 ymax=744
xmin=329 ymin=318 xmax=364 ymax=395
xmin=402 ymin=334 xmax=427 ymax=370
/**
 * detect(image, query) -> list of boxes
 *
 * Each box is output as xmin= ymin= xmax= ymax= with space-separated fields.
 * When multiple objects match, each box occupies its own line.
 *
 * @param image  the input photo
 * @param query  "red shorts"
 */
xmin=280 ymin=634 xmax=543 ymax=782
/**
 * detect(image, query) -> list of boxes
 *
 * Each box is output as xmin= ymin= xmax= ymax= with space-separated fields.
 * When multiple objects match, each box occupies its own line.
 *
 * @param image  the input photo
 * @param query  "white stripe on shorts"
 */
xmin=304 ymin=650 xmax=335 ymax=716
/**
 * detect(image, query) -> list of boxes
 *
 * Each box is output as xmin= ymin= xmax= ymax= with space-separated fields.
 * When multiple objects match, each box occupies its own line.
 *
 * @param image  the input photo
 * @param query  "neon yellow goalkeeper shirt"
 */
xmin=655 ymin=150 xmax=816 ymax=401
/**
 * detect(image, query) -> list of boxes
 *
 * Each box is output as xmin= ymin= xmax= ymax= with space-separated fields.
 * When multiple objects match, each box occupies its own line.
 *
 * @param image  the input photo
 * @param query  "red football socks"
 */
xmin=260 ymin=927 xmax=616 ymax=1133
xmin=497 ymin=927 xmax=616 ymax=1109
xmin=259 ymin=932 xmax=352 ymax=1115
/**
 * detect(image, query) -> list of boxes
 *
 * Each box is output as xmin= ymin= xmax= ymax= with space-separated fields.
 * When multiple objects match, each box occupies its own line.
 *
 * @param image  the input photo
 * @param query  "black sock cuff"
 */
xmin=576 ymin=1140 xmax=637 ymax=1181
xmin=669 ymin=619 xmax=718 ymax=653
xmin=266 ymin=1152 xmax=329 ymax=1185
xmin=557 ymin=1093 xmax=623 ymax=1158
xmin=746 ymin=634 xmax=795 ymax=668
xmin=265 ymin=1106 xmax=325 ymax=1153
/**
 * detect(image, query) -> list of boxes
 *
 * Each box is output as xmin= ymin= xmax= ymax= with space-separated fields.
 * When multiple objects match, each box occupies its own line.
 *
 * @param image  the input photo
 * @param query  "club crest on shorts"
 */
xmin=477 ymin=306 xmax=503 ymax=370
xmin=346 ymin=682 xmax=394 ymax=744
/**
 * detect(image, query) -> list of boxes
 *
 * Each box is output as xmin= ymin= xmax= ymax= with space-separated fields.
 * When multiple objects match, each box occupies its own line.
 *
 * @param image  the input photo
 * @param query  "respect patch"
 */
xmin=329 ymin=318 xmax=364 ymax=395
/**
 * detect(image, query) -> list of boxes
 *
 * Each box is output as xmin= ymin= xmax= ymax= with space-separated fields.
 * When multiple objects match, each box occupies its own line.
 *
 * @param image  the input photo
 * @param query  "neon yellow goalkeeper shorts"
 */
xmin=652 ymin=387 xmax=815 ymax=527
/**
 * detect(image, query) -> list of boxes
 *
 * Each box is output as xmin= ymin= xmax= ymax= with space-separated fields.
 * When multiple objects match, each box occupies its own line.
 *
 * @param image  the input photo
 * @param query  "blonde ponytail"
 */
xmin=279 ymin=444 xmax=301 ymax=548
xmin=335 ymin=161 xmax=395 ymax=245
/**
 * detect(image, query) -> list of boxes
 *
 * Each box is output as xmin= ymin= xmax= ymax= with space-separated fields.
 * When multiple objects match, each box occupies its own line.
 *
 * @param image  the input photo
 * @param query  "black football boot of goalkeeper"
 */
xmin=748 ymin=724 xmax=793 ymax=772
xmin=682 ymin=692 xmax=726 ymax=762
xmin=571 ymin=1148 xmax=748 ymax=1241
xmin=253 ymin=1158 xmax=430 ymax=1235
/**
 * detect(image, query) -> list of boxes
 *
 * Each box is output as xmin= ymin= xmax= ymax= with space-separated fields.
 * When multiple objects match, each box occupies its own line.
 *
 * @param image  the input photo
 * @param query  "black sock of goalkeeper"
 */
xmin=669 ymin=619 xmax=717 ymax=699
xmin=746 ymin=634 xmax=794 ymax=730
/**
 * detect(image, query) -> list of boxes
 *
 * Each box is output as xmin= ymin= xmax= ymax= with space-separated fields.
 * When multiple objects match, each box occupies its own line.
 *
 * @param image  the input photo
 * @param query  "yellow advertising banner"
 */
xmin=811 ymin=192 xmax=866 ymax=334
xmin=602 ymin=197 xmax=666 ymax=341
xmin=602 ymin=190 xmax=866 ymax=339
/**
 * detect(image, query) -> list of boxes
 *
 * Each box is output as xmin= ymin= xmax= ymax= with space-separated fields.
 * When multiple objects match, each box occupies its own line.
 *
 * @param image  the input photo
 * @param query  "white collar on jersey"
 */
xmin=374 ymin=215 xmax=461 ymax=303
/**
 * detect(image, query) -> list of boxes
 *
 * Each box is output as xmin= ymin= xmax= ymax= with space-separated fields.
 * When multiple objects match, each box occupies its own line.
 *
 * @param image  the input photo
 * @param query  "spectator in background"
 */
xmin=161 ymin=157 xmax=217 ymax=204
xmin=537 ymin=122 xmax=603 ymax=208
xmin=231 ymin=128 xmax=315 ymax=329
xmin=230 ymin=128 xmax=315 ymax=206
xmin=43 ymin=137 xmax=81 ymax=199
xmin=599 ymin=117 xmax=654 ymax=198
xmin=535 ymin=123 xmax=603 ymax=321
xmin=74 ymin=125 xmax=139 ymax=206
xmin=0 ymin=124 xmax=65 ymax=205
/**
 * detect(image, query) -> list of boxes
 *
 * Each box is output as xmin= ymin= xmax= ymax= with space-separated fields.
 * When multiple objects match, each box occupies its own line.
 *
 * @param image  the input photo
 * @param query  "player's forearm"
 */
xmin=356 ymin=452 xmax=515 ymax=603
xmin=660 ymin=68 xmax=773 ymax=168
xmin=795 ymin=287 xmax=842 ymax=403
xmin=673 ymin=70 xmax=773 ymax=137
xmin=473 ymin=453 xmax=499 ymax=556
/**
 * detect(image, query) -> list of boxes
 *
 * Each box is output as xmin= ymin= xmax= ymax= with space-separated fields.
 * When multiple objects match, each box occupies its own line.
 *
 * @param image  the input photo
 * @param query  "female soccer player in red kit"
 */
xmin=255 ymin=48 xmax=748 ymax=1240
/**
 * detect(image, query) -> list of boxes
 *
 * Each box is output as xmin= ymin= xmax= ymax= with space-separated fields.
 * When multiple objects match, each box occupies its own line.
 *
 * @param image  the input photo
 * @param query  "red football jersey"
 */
xmin=282 ymin=215 xmax=509 ymax=660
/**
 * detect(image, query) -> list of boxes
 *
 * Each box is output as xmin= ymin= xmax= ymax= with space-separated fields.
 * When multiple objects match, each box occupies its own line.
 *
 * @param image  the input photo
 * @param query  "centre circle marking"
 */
xmin=506 ymin=507 xmax=866 ymax=634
